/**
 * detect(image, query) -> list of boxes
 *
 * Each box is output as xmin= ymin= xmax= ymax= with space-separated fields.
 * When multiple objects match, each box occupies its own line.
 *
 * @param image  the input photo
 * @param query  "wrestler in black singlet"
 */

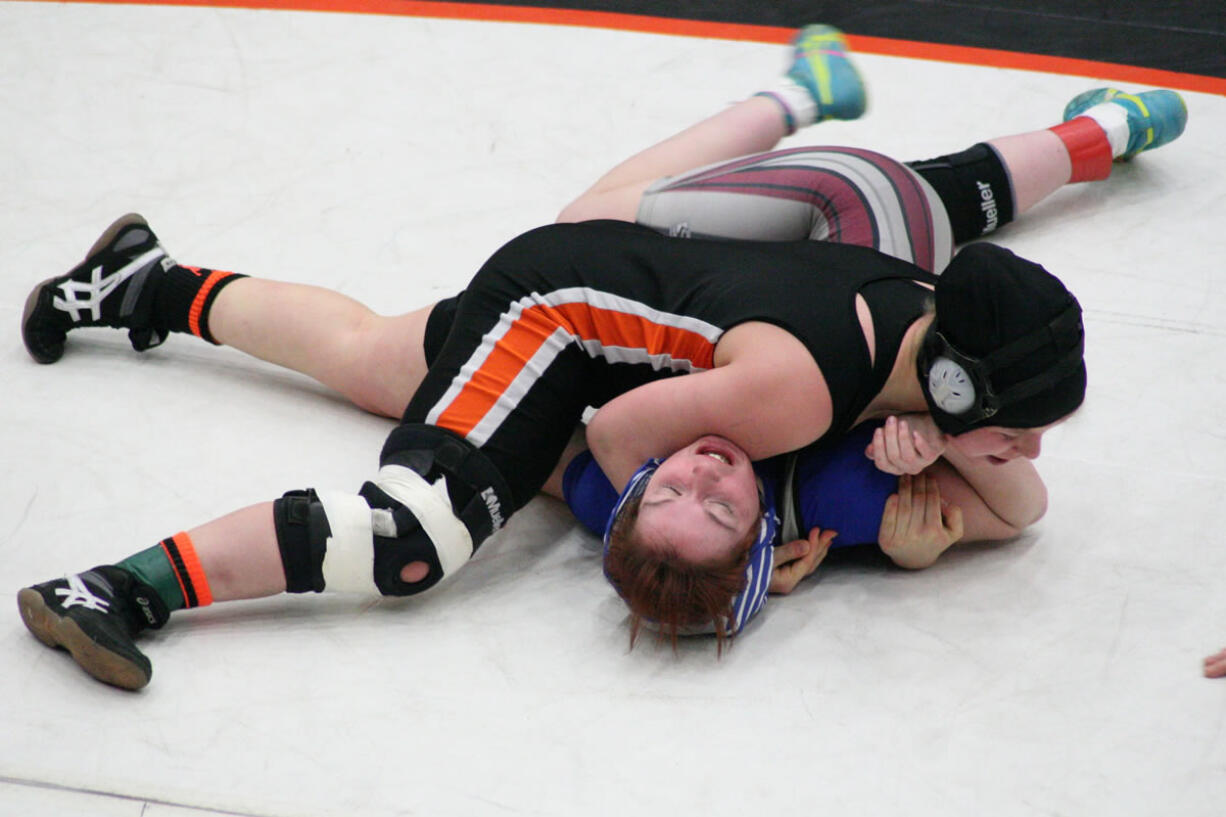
xmin=406 ymin=220 xmax=934 ymax=517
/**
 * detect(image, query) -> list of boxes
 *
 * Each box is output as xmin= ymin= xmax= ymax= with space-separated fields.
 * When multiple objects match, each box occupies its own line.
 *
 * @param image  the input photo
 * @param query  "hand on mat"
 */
xmin=770 ymin=526 xmax=837 ymax=595
xmin=878 ymin=473 xmax=963 ymax=569
xmin=866 ymin=413 xmax=945 ymax=476
xmin=1204 ymin=648 xmax=1226 ymax=678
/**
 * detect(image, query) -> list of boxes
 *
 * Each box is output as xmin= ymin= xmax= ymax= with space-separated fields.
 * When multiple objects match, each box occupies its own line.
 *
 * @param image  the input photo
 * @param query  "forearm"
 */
xmin=587 ymin=335 xmax=831 ymax=489
xmin=935 ymin=445 xmax=1047 ymax=532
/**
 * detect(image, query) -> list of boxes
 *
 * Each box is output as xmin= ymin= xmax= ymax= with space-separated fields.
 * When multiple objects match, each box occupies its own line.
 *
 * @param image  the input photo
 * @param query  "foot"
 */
xmin=1063 ymin=88 xmax=1187 ymax=159
xmin=17 ymin=566 xmax=167 ymax=690
xmin=22 ymin=213 xmax=173 ymax=364
xmin=786 ymin=24 xmax=867 ymax=122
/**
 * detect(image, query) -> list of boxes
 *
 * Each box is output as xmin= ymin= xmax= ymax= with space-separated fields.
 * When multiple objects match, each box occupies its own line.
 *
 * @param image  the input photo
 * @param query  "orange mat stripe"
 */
xmin=23 ymin=0 xmax=1226 ymax=96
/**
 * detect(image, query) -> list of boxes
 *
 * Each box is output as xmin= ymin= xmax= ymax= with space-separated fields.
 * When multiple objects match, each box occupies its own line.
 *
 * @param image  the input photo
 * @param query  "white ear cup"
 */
xmin=927 ymin=356 xmax=976 ymax=414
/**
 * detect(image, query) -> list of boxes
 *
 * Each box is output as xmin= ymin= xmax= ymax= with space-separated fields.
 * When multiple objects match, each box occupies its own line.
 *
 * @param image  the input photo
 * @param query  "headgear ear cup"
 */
xmin=926 ymin=356 xmax=976 ymax=415
xmin=921 ymin=242 xmax=1086 ymax=434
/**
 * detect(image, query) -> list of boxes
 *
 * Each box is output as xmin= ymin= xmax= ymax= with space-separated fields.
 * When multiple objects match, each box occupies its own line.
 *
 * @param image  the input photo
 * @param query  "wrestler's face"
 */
xmin=635 ymin=436 xmax=761 ymax=564
xmin=949 ymin=419 xmax=1063 ymax=464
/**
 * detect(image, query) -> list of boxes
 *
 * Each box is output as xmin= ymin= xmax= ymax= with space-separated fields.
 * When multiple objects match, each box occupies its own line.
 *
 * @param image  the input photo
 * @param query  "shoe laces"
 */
xmin=55 ymin=573 xmax=111 ymax=613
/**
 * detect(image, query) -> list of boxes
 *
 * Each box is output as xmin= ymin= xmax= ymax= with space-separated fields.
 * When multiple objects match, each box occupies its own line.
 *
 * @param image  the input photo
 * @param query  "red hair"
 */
xmin=603 ymin=492 xmax=757 ymax=655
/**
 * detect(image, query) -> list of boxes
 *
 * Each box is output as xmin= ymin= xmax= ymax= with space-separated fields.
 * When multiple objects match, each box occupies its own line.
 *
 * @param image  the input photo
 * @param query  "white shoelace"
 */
xmin=54 ymin=573 xmax=110 ymax=613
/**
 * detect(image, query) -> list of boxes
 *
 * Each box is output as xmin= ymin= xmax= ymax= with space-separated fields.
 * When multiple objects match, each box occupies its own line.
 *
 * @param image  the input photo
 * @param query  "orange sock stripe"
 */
xmin=433 ymin=301 xmax=717 ymax=438
xmin=187 ymin=270 xmax=234 ymax=339
xmin=1050 ymin=117 xmax=1114 ymax=183
xmin=162 ymin=531 xmax=214 ymax=608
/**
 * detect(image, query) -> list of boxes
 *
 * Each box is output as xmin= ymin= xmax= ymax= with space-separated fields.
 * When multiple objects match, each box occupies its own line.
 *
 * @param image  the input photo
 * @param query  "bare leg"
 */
xmin=557 ymin=26 xmax=868 ymax=224
xmin=191 ymin=503 xmax=286 ymax=600
xmin=557 ymin=96 xmax=789 ymax=223
xmin=207 ymin=279 xmax=434 ymax=419
xmin=989 ymin=87 xmax=1188 ymax=218
xmin=987 ymin=130 xmax=1074 ymax=216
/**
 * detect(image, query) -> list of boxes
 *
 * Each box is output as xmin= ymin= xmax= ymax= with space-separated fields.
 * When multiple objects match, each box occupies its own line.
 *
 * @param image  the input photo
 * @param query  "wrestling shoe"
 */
xmin=22 ymin=213 xmax=174 ymax=364
xmin=1062 ymin=88 xmax=1187 ymax=159
xmin=17 ymin=566 xmax=168 ymax=690
xmin=787 ymin=24 xmax=866 ymax=122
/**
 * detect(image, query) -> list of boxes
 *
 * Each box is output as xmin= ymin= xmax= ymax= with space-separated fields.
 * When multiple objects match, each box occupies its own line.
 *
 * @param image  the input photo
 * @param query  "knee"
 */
xmin=271 ymin=478 xmax=472 ymax=598
xmin=555 ymin=195 xmax=591 ymax=224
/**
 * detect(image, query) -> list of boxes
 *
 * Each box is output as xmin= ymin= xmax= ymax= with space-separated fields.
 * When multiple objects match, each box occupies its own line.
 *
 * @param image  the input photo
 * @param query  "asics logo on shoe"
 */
xmin=55 ymin=573 xmax=110 ymax=613
xmin=52 ymin=247 xmax=166 ymax=323
xmin=133 ymin=595 xmax=159 ymax=626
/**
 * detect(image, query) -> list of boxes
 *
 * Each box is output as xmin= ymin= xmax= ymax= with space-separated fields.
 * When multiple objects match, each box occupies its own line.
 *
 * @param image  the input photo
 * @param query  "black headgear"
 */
xmin=918 ymin=243 xmax=1086 ymax=435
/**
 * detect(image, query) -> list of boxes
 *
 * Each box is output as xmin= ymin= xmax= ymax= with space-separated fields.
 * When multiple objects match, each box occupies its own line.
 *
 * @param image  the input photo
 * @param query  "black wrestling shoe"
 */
xmin=17 ymin=566 xmax=168 ymax=690
xmin=22 ymin=213 xmax=173 ymax=364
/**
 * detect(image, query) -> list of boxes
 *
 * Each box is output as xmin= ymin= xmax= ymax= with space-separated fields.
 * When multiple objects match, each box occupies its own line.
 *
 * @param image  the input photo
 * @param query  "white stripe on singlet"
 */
xmin=424 ymin=286 xmax=723 ymax=447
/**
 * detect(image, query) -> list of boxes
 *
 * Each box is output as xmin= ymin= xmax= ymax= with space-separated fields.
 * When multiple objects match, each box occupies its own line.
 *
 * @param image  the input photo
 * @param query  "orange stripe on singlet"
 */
xmin=432 ymin=300 xmax=717 ymax=438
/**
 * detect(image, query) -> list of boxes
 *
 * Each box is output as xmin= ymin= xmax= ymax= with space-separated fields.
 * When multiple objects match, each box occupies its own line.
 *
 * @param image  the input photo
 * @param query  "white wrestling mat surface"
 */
xmin=1 ymin=3 xmax=1224 ymax=815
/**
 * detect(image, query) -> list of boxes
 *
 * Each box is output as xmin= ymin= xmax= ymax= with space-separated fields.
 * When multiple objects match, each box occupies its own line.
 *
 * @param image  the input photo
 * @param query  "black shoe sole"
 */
xmin=17 ymin=587 xmax=152 ymax=691
xmin=20 ymin=213 xmax=151 ymax=365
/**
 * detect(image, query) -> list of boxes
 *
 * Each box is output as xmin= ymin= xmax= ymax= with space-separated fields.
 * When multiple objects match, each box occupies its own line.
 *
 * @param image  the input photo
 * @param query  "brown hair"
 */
xmin=603 ymin=492 xmax=758 ymax=655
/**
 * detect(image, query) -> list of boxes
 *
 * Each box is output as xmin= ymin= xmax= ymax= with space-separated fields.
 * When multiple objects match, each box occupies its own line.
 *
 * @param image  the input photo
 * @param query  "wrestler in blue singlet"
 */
xmin=563 ymin=421 xmax=896 ymax=551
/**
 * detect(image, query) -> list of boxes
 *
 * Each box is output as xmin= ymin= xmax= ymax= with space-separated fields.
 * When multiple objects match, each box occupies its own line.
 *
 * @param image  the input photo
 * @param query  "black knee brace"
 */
xmin=379 ymin=424 xmax=514 ymax=546
xmin=273 ymin=479 xmax=472 ymax=598
xmin=270 ymin=427 xmax=514 ymax=598
xmin=272 ymin=489 xmax=328 ymax=594
xmin=907 ymin=143 xmax=1015 ymax=243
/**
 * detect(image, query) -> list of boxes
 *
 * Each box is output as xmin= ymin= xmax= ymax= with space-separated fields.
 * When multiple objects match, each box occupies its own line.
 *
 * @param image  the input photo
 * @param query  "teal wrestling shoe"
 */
xmin=1063 ymin=88 xmax=1187 ymax=159
xmin=786 ymin=25 xmax=866 ymax=122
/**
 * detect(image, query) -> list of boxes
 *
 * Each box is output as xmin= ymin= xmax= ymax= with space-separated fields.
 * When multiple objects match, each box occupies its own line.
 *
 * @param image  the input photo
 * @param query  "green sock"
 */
xmin=117 ymin=533 xmax=214 ymax=611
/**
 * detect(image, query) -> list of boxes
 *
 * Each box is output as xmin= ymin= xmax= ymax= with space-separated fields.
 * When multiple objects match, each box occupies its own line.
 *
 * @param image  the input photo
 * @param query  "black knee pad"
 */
xmin=907 ymin=143 xmax=1015 ymax=243
xmin=349 ymin=479 xmax=445 ymax=596
xmin=380 ymin=424 xmax=514 ymax=547
xmin=275 ymin=483 xmax=454 ymax=598
xmin=271 ymin=428 xmax=514 ymax=599
xmin=272 ymin=489 xmax=328 ymax=593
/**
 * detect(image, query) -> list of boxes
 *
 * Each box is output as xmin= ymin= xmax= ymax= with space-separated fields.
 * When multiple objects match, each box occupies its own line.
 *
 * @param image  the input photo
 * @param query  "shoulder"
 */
xmin=713 ymin=322 xmax=833 ymax=430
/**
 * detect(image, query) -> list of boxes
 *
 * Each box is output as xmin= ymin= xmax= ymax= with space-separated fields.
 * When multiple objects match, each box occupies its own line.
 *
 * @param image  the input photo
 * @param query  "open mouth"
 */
xmin=694 ymin=436 xmax=740 ymax=466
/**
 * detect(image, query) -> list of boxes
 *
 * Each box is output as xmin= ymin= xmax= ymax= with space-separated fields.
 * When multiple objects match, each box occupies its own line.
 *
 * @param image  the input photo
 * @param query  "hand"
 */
xmin=769 ymin=526 xmax=837 ymax=594
xmin=865 ymin=414 xmax=946 ymax=475
xmin=878 ymin=473 xmax=964 ymax=569
xmin=1204 ymin=648 xmax=1226 ymax=678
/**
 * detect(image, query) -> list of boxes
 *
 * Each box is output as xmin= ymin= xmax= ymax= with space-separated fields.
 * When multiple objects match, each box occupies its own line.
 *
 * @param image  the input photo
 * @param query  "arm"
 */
xmin=769 ymin=527 xmax=837 ymax=594
xmin=1204 ymin=648 xmax=1226 ymax=679
xmin=867 ymin=412 xmax=1046 ymax=536
xmin=877 ymin=473 xmax=964 ymax=569
xmin=586 ymin=323 xmax=832 ymax=489
xmin=930 ymin=445 xmax=1046 ymax=535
